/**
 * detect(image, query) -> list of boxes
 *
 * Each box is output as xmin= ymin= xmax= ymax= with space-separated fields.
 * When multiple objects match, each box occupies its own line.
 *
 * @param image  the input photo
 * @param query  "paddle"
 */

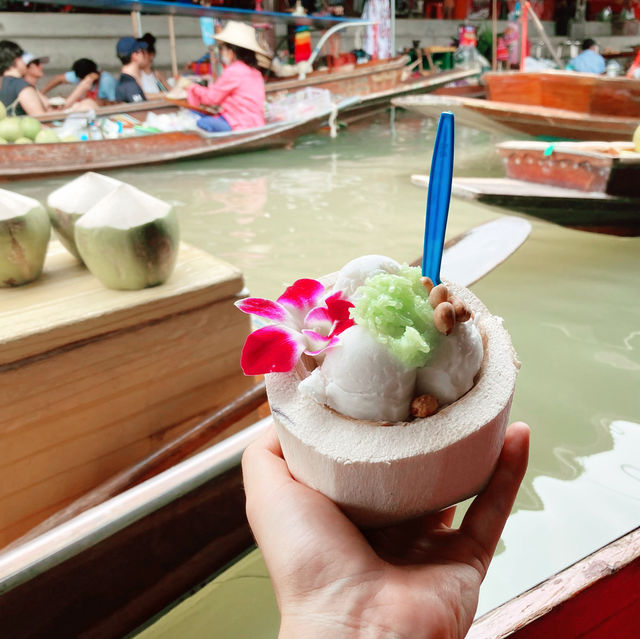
xmin=5 ymin=215 xmax=531 ymax=551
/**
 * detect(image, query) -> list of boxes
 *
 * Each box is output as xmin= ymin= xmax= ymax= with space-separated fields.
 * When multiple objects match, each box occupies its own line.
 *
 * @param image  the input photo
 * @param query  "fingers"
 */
xmin=242 ymin=424 xmax=375 ymax=575
xmin=242 ymin=424 xmax=290 ymax=532
xmin=460 ymin=421 xmax=530 ymax=573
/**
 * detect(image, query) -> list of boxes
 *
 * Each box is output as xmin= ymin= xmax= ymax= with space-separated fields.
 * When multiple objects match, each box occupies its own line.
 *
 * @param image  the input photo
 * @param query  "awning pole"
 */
xmin=168 ymin=15 xmax=178 ymax=78
xmin=391 ymin=0 xmax=396 ymax=56
xmin=131 ymin=10 xmax=142 ymax=37
xmin=492 ymin=0 xmax=497 ymax=70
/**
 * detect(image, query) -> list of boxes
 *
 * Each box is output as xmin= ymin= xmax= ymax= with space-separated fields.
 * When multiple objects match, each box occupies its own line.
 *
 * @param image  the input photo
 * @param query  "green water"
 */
xmin=15 ymin=111 xmax=640 ymax=634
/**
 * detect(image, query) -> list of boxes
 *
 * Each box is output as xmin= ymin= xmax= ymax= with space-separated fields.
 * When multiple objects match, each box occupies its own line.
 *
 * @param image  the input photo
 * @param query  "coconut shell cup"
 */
xmin=265 ymin=280 xmax=520 ymax=528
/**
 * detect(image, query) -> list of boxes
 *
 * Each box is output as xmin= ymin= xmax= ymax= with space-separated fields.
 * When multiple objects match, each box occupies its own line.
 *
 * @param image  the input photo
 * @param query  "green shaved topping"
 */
xmin=352 ymin=265 xmax=442 ymax=367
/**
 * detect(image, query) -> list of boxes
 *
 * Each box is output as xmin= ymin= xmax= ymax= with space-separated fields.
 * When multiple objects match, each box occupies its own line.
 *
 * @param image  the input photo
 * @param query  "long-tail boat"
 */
xmin=393 ymin=71 xmax=640 ymax=141
xmin=0 ymin=101 xmax=347 ymax=181
xmin=0 ymin=217 xmax=534 ymax=637
xmin=0 ymin=63 xmax=477 ymax=181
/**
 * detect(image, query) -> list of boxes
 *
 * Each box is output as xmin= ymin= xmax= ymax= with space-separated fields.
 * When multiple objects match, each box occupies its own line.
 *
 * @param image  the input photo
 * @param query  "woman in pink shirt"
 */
xmin=187 ymin=21 xmax=269 ymax=133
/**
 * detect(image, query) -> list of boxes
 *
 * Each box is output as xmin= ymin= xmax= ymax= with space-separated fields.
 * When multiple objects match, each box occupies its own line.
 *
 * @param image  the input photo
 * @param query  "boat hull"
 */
xmin=393 ymin=94 xmax=640 ymax=141
xmin=496 ymin=140 xmax=640 ymax=197
xmin=411 ymin=174 xmax=640 ymax=237
xmin=0 ymin=115 xmax=328 ymax=181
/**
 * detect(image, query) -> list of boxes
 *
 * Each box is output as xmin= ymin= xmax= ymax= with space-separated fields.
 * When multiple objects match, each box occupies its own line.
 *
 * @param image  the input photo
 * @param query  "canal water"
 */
xmin=15 ymin=110 xmax=640 ymax=635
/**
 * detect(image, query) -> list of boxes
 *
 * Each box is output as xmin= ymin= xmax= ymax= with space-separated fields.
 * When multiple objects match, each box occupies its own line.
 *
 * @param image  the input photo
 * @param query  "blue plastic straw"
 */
xmin=422 ymin=112 xmax=454 ymax=285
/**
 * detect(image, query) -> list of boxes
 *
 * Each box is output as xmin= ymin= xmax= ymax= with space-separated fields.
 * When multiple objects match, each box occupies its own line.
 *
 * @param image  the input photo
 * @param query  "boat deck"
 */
xmin=411 ymin=175 xmax=640 ymax=236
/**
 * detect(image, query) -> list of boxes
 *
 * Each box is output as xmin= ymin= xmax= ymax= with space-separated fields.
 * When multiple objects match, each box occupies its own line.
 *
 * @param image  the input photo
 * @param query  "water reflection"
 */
xmin=478 ymin=419 xmax=640 ymax=616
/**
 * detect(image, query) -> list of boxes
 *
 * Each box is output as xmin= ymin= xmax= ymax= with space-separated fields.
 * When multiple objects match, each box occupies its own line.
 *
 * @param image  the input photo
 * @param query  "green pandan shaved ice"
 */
xmin=352 ymin=265 xmax=442 ymax=368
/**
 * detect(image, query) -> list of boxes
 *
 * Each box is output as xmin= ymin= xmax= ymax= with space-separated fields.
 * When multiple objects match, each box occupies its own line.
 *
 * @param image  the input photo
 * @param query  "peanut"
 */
xmin=450 ymin=296 xmax=471 ymax=323
xmin=428 ymin=283 xmax=449 ymax=308
xmin=433 ymin=301 xmax=456 ymax=335
xmin=410 ymin=394 xmax=439 ymax=418
xmin=421 ymin=276 xmax=434 ymax=293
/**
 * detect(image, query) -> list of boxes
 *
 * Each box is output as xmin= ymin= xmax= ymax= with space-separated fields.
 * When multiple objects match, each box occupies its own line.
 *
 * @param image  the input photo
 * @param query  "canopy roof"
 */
xmin=29 ymin=0 xmax=365 ymax=27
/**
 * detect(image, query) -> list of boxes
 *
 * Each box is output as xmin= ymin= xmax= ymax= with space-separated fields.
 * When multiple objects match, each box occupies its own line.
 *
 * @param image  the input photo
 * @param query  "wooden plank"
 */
xmin=0 ymin=242 xmax=244 ymax=365
xmin=0 ymin=242 xmax=253 ymax=547
xmin=468 ymin=527 xmax=640 ymax=638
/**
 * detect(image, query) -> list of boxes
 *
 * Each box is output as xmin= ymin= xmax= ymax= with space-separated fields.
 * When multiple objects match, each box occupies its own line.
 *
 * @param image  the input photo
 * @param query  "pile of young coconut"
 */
xmin=0 ymin=172 xmax=179 ymax=289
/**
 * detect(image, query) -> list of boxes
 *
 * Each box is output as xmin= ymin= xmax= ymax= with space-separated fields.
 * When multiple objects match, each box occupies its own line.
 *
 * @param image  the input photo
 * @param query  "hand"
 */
xmin=243 ymin=421 xmax=530 ymax=639
xmin=186 ymin=82 xmax=203 ymax=108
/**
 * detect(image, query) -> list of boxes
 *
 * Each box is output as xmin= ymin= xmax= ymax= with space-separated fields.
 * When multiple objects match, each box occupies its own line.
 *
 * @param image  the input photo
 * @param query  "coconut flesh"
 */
xmin=46 ymin=172 xmax=123 ymax=262
xmin=0 ymin=188 xmax=51 ymax=287
xmin=74 ymin=183 xmax=179 ymax=290
xmin=265 ymin=277 xmax=520 ymax=527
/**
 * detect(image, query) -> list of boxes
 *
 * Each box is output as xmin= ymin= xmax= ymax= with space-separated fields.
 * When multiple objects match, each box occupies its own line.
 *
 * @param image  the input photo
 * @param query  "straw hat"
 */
xmin=215 ymin=21 xmax=271 ymax=57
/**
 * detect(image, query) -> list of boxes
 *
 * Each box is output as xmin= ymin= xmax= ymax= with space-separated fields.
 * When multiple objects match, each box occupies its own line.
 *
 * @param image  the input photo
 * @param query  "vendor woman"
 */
xmin=187 ymin=21 xmax=270 ymax=132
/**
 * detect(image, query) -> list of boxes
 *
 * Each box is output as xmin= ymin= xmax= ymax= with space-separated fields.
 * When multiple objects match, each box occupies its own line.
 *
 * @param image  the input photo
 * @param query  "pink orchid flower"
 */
xmin=235 ymin=278 xmax=354 ymax=375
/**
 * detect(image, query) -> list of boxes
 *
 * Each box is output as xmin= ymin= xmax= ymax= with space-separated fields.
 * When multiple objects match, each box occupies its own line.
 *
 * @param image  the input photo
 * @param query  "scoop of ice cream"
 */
xmin=415 ymin=317 xmax=484 ymax=406
xmin=333 ymin=254 xmax=400 ymax=300
xmin=351 ymin=265 xmax=442 ymax=368
xmin=299 ymin=324 xmax=416 ymax=422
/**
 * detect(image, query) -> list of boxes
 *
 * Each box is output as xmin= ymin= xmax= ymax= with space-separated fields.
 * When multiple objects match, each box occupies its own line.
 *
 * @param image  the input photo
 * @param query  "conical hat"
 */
xmin=215 ymin=21 xmax=271 ymax=57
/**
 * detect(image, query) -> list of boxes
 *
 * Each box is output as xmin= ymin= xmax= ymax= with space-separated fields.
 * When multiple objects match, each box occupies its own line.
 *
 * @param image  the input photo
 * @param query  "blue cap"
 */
xmin=116 ymin=37 xmax=148 ymax=57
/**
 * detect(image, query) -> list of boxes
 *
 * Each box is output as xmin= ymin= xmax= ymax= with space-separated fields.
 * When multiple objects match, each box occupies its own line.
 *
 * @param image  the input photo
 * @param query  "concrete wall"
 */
xmin=1 ymin=12 xmax=638 ymax=76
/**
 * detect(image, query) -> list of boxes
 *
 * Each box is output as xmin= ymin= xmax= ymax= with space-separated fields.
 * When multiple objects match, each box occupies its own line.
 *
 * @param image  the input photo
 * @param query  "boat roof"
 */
xmin=29 ymin=0 xmax=366 ymax=27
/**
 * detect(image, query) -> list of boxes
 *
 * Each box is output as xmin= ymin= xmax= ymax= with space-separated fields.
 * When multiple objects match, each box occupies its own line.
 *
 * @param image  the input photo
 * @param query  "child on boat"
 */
xmin=42 ymin=58 xmax=117 ymax=106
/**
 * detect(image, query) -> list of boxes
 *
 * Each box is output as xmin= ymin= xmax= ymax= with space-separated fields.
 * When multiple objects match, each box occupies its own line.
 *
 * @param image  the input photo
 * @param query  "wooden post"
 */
xmin=525 ymin=1 xmax=564 ymax=67
xmin=519 ymin=0 xmax=528 ymax=71
xmin=168 ymin=15 xmax=178 ymax=78
xmin=130 ymin=10 xmax=142 ymax=37
xmin=492 ymin=0 xmax=497 ymax=71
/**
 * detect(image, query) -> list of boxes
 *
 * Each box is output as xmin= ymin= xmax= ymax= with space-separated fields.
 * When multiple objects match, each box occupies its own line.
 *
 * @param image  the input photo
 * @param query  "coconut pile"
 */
xmin=1 ymin=172 xmax=179 ymax=289
xmin=0 ymin=103 xmax=60 ymax=145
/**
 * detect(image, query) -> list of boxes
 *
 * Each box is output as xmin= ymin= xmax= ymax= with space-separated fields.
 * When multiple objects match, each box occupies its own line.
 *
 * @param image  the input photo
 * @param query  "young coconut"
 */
xmin=74 ymin=183 xmax=179 ymax=290
xmin=47 ymin=172 xmax=123 ymax=262
xmin=0 ymin=188 xmax=51 ymax=287
xmin=236 ymin=259 xmax=519 ymax=528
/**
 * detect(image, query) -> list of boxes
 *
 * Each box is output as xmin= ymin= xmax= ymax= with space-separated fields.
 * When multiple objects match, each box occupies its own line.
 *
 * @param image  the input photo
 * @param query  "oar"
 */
xmin=6 ymin=216 xmax=531 ymax=551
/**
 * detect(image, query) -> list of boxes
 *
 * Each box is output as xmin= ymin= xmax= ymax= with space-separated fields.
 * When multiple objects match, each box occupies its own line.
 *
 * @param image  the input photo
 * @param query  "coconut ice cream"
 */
xmin=236 ymin=256 xmax=519 ymax=526
xmin=0 ymin=188 xmax=50 ymax=287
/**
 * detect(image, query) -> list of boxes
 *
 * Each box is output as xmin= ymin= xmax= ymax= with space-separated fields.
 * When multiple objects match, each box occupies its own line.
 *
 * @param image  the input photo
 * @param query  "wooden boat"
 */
xmin=393 ymin=71 xmax=640 ymax=141
xmin=1 ymin=63 xmax=478 ymax=181
xmin=0 ymin=217 xmax=532 ymax=637
xmin=411 ymin=174 xmax=640 ymax=237
xmin=496 ymin=140 xmax=640 ymax=197
xmin=0 ymin=101 xmax=347 ymax=181
xmin=265 ymin=63 xmax=481 ymax=122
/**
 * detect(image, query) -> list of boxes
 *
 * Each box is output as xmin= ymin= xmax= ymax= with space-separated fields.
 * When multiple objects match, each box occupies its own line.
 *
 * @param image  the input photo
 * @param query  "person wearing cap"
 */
xmin=567 ymin=38 xmax=605 ymax=74
xmin=138 ymin=33 xmax=170 ymax=96
xmin=22 ymin=52 xmax=50 ymax=90
xmin=187 ymin=21 xmax=270 ymax=132
xmin=42 ymin=58 xmax=117 ymax=106
xmin=21 ymin=52 xmax=58 ymax=110
xmin=0 ymin=39 xmax=50 ymax=116
xmin=115 ymin=36 xmax=149 ymax=103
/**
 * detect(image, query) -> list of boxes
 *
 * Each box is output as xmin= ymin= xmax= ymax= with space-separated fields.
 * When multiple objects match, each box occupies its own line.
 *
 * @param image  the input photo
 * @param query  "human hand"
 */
xmin=186 ymin=82 xmax=203 ymax=107
xmin=243 ymin=421 xmax=529 ymax=639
